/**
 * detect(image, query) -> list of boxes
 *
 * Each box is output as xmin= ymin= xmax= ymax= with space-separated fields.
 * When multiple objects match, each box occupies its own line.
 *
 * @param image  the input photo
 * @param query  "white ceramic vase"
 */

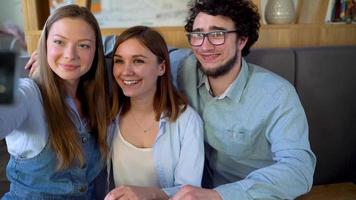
xmin=265 ymin=0 xmax=296 ymax=24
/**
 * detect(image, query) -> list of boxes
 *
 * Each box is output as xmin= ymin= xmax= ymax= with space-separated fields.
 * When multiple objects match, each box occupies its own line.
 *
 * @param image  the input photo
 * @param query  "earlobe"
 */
xmin=158 ymin=61 xmax=166 ymax=76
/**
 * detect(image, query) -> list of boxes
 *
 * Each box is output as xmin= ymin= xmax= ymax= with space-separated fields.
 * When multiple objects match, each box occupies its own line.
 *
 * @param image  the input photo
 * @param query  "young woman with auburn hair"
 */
xmin=105 ymin=26 xmax=204 ymax=200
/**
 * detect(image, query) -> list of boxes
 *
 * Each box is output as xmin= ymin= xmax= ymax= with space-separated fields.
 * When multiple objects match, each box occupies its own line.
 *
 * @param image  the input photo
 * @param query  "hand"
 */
xmin=104 ymin=185 xmax=168 ymax=200
xmin=170 ymin=185 xmax=222 ymax=200
xmin=24 ymin=50 xmax=38 ymax=77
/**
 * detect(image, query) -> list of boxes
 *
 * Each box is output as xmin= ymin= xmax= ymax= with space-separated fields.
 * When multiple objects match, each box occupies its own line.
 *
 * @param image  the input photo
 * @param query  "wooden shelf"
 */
xmin=21 ymin=0 xmax=356 ymax=54
xmin=252 ymin=0 xmax=356 ymax=48
xmin=256 ymin=24 xmax=356 ymax=48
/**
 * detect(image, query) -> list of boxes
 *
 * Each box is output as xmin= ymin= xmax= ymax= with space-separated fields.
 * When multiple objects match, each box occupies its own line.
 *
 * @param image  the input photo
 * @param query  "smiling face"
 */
xmin=46 ymin=17 xmax=96 ymax=86
xmin=113 ymin=38 xmax=165 ymax=102
xmin=191 ymin=12 xmax=245 ymax=78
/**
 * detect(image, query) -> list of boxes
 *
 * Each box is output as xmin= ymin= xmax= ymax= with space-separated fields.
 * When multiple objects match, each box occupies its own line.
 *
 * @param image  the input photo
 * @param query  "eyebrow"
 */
xmin=51 ymin=34 xmax=93 ymax=43
xmin=192 ymin=26 xmax=227 ymax=32
xmin=113 ymin=54 xmax=147 ymax=59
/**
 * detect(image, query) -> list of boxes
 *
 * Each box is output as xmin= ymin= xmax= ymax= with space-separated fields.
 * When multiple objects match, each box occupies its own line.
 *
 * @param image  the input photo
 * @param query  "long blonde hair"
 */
xmin=32 ymin=5 xmax=112 ymax=169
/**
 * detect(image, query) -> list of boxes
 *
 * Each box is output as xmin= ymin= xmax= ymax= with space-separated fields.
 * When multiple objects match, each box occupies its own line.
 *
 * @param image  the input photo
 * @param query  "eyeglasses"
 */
xmin=186 ymin=30 xmax=237 ymax=47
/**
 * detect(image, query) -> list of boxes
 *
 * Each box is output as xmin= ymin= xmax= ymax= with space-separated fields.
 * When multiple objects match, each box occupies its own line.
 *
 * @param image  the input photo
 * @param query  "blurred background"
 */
xmin=0 ymin=0 xmax=26 ymax=54
xmin=0 ymin=1 xmax=24 ymax=195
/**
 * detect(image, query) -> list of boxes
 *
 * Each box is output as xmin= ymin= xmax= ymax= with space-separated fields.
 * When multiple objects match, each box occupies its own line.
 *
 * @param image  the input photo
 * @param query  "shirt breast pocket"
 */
xmin=220 ymin=128 xmax=252 ymax=159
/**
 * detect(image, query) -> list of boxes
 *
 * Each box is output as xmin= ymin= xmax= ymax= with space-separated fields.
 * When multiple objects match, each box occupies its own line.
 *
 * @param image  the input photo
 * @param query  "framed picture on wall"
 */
xmin=50 ymin=0 xmax=191 ymax=28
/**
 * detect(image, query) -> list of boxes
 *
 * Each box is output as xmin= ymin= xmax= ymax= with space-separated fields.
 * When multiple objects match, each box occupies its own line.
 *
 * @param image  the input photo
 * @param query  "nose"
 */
xmin=63 ymin=44 xmax=78 ymax=60
xmin=121 ymin=63 xmax=134 ymax=76
xmin=200 ymin=36 xmax=215 ymax=51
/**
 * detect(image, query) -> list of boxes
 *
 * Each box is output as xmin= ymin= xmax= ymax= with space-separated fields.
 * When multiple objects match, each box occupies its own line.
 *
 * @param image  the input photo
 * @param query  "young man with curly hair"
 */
xmin=171 ymin=0 xmax=316 ymax=199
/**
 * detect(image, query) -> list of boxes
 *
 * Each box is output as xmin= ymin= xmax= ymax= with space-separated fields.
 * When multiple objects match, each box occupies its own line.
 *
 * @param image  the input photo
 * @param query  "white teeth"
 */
xmin=123 ymin=80 xmax=139 ymax=85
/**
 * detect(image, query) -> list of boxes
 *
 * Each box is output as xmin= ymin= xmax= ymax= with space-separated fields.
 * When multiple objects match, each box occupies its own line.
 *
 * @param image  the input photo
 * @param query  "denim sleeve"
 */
xmin=214 ymin=86 xmax=316 ymax=200
xmin=0 ymin=78 xmax=33 ymax=139
xmin=162 ymin=106 xmax=205 ymax=196
xmin=169 ymin=48 xmax=193 ymax=89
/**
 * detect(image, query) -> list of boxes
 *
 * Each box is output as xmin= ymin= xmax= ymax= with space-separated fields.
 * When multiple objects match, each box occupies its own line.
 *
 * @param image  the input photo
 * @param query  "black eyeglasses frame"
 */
xmin=186 ymin=30 xmax=237 ymax=47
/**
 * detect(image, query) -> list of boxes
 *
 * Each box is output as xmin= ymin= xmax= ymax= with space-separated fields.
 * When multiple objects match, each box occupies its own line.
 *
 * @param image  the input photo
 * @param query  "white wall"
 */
xmin=0 ymin=0 xmax=24 ymax=29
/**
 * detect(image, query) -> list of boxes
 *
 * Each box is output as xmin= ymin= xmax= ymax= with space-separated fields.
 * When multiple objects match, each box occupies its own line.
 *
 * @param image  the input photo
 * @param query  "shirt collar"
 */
xmin=199 ymin=75 xmax=232 ymax=100
xmin=197 ymin=58 xmax=250 ymax=102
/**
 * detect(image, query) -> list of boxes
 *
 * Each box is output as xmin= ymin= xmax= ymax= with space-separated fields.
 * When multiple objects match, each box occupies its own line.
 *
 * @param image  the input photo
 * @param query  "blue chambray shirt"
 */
xmin=171 ymin=50 xmax=316 ymax=200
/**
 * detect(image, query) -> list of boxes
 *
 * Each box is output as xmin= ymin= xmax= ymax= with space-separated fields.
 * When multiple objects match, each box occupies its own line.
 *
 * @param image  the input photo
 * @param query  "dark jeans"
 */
xmin=202 ymin=159 xmax=214 ymax=189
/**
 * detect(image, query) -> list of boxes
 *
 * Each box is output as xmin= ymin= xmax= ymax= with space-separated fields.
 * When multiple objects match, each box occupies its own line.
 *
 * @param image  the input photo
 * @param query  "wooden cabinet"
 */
xmin=21 ymin=0 xmax=356 ymax=54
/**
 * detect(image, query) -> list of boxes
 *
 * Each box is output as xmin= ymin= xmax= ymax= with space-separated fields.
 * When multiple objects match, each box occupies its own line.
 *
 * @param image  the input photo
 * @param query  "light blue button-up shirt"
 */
xmin=107 ymin=105 xmax=205 ymax=197
xmin=173 ymin=51 xmax=316 ymax=200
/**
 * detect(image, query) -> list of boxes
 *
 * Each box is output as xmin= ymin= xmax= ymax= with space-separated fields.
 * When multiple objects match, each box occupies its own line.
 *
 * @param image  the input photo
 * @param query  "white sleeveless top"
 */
xmin=112 ymin=129 xmax=160 ymax=187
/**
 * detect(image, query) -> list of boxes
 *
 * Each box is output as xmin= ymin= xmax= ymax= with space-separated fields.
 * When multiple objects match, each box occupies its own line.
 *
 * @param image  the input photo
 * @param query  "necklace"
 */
xmin=130 ymin=111 xmax=156 ymax=133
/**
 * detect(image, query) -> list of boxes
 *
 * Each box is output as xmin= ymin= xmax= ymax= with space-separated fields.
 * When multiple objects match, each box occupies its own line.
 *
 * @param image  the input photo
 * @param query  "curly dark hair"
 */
xmin=185 ymin=0 xmax=260 ymax=56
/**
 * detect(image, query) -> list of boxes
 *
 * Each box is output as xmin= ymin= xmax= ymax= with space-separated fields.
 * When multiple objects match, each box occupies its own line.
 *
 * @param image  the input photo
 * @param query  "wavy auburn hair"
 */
xmin=110 ymin=26 xmax=187 ymax=121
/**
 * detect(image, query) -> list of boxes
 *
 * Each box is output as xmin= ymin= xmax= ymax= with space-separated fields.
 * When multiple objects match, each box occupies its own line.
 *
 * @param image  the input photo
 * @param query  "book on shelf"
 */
xmin=325 ymin=0 xmax=356 ymax=23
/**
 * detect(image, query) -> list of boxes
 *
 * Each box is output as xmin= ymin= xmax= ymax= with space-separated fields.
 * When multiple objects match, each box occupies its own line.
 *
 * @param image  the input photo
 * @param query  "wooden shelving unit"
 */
xmin=21 ymin=0 xmax=356 ymax=54
xmin=257 ymin=24 xmax=356 ymax=48
xmin=253 ymin=0 xmax=356 ymax=48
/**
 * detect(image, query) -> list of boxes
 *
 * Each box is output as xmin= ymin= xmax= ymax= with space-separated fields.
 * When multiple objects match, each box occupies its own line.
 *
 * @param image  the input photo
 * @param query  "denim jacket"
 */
xmin=0 ymin=78 xmax=104 ymax=199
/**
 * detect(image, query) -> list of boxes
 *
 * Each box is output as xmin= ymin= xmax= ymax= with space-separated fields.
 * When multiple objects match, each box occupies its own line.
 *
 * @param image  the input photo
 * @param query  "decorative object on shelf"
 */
xmin=265 ymin=0 xmax=296 ymax=24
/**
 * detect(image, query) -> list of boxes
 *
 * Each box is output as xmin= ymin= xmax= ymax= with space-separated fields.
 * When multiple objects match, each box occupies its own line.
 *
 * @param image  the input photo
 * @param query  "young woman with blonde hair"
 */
xmin=0 ymin=4 xmax=113 ymax=199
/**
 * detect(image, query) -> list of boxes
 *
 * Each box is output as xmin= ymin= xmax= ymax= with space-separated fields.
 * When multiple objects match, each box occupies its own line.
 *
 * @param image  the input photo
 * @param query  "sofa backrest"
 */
xmin=246 ymin=46 xmax=356 ymax=186
xmin=245 ymin=48 xmax=295 ymax=85
xmin=294 ymin=46 xmax=356 ymax=185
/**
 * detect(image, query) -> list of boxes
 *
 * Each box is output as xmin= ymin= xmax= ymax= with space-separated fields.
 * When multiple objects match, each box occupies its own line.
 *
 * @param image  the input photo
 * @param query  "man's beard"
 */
xmin=197 ymin=53 xmax=238 ymax=78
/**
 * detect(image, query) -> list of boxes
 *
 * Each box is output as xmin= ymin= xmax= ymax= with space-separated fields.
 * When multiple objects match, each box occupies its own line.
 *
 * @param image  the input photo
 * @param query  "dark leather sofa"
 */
xmin=245 ymin=45 xmax=356 ymax=199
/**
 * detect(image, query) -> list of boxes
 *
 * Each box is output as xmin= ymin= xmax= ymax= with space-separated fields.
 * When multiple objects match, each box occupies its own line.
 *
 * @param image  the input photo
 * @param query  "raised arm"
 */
xmin=0 ymin=79 xmax=39 ymax=139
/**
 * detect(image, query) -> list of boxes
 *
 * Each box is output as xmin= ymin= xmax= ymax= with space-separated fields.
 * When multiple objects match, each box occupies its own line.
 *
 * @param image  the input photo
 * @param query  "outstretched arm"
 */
xmin=0 ymin=79 xmax=35 ymax=139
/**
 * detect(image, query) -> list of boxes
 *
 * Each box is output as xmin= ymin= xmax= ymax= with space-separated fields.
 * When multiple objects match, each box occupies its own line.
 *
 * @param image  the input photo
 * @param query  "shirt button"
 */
xmin=79 ymin=185 xmax=87 ymax=193
xmin=82 ymin=136 xmax=87 ymax=143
